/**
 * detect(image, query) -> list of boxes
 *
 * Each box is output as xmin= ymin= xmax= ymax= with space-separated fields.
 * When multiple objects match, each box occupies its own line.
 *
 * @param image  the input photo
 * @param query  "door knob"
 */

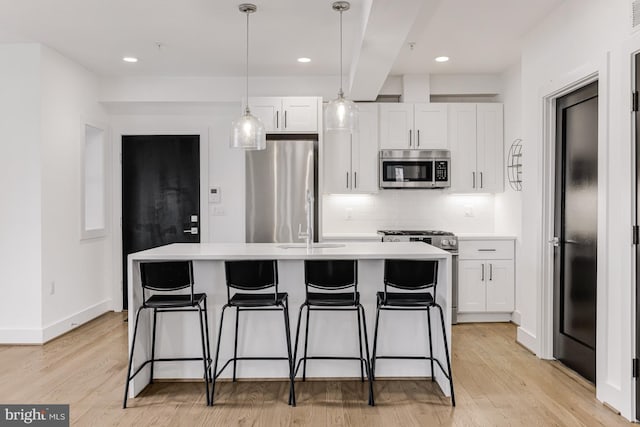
xmin=549 ymin=237 xmax=559 ymax=247
xmin=183 ymin=227 xmax=198 ymax=235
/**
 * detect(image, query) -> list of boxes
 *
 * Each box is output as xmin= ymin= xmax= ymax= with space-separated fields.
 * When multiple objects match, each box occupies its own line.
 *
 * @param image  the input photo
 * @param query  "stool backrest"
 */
xmin=140 ymin=261 xmax=195 ymax=303
xmin=384 ymin=259 xmax=438 ymax=293
xmin=304 ymin=260 xmax=357 ymax=291
xmin=225 ymin=260 xmax=278 ymax=301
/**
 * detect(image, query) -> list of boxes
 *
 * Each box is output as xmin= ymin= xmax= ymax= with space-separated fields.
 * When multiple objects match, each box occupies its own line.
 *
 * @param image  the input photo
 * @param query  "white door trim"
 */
xmin=537 ymin=55 xmax=609 ymax=359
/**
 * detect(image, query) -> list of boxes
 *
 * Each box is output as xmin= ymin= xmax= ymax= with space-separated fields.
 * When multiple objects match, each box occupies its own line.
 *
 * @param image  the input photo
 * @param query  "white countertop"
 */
xmin=455 ymin=233 xmax=517 ymax=241
xmin=129 ymin=242 xmax=450 ymax=262
xmin=322 ymin=233 xmax=382 ymax=241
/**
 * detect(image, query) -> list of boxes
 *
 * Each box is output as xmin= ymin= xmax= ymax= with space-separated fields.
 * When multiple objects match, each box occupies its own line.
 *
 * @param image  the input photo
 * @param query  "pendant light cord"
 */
xmin=339 ymin=9 xmax=344 ymax=97
xmin=245 ymin=11 xmax=250 ymax=114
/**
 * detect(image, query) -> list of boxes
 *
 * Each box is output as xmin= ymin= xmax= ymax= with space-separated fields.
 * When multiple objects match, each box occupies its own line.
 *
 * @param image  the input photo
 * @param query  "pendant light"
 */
xmin=230 ymin=3 xmax=266 ymax=150
xmin=325 ymin=1 xmax=357 ymax=132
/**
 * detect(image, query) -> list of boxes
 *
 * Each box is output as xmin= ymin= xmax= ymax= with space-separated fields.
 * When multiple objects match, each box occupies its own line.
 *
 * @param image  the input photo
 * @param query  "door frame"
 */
xmin=111 ymin=127 xmax=210 ymax=311
xmin=540 ymin=58 xmax=608 ymax=365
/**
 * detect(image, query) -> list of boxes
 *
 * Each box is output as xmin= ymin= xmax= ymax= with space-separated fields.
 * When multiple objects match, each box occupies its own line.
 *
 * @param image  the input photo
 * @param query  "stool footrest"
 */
xmin=372 ymin=356 xmax=452 ymax=380
xmin=214 ymin=356 xmax=291 ymax=380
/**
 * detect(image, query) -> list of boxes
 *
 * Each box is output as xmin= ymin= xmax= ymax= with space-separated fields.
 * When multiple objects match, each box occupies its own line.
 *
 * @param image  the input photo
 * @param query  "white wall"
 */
xmin=100 ymin=76 xmax=339 ymax=103
xmin=322 ymin=192 xmax=496 ymax=235
xmin=495 ymin=62 xmax=523 ymax=324
xmin=519 ymin=0 xmax=633 ymax=418
xmin=0 ymin=44 xmax=43 ymax=342
xmin=39 ymin=46 xmax=112 ymax=340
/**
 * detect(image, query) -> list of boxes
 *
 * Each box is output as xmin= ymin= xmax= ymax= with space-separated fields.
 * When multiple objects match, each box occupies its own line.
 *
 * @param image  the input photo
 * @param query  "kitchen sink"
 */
xmin=277 ymin=243 xmax=346 ymax=249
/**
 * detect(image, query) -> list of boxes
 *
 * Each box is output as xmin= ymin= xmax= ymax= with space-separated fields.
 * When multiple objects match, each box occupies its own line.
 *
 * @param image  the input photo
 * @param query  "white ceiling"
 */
xmin=0 ymin=0 xmax=562 ymax=80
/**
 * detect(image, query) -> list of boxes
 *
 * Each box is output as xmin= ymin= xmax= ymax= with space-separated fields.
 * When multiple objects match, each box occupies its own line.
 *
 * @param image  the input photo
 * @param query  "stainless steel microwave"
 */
xmin=379 ymin=150 xmax=451 ymax=189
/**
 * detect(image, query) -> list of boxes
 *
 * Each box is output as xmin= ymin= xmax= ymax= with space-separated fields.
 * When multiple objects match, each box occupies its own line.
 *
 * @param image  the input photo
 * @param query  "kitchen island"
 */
xmin=126 ymin=242 xmax=452 ymax=399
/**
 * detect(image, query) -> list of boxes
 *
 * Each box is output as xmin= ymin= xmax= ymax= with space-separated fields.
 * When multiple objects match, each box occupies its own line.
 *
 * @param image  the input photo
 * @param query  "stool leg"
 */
xmin=232 ymin=307 xmax=240 ymax=382
xmin=293 ymin=303 xmax=305 ymax=378
xmin=358 ymin=304 xmax=375 ymax=406
xmin=211 ymin=304 xmax=229 ymax=405
xmin=426 ymin=306 xmax=435 ymax=382
xmin=436 ymin=304 xmax=455 ymax=406
xmin=123 ymin=306 xmax=144 ymax=409
xmin=282 ymin=300 xmax=296 ymax=406
xmin=302 ymin=306 xmax=311 ymax=381
xmin=356 ymin=307 xmax=365 ymax=382
xmin=197 ymin=305 xmax=211 ymax=406
xmin=149 ymin=308 xmax=158 ymax=384
xmin=203 ymin=298 xmax=212 ymax=385
xmin=371 ymin=304 xmax=381 ymax=381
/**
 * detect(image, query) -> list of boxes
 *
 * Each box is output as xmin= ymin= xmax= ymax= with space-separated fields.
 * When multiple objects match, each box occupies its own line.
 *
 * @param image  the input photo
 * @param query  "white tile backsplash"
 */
xmin=322 ymin=191 xmax=496 ymax=235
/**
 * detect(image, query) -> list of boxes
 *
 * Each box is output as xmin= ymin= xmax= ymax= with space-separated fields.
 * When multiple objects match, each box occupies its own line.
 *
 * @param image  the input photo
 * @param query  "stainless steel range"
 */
xmin=378 ymin=230 xmax=459 ymax=324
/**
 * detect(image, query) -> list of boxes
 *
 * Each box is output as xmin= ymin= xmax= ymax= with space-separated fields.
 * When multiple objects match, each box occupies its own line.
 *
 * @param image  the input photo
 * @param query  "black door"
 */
xmin=553 ymin=81 xmax=598 ymax=383
xmin=122 ymin=135 xmax=200 ymax=309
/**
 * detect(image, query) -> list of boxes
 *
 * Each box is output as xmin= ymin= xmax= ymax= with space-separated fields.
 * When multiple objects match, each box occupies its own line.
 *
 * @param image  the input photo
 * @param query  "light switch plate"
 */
xmin=209 ymin=187 xmax=221 ymax=203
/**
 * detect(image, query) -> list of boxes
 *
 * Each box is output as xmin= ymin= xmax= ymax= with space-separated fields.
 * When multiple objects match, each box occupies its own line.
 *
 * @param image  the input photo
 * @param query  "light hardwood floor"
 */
xmin=0 ymin=312 xmax=632 ymax=426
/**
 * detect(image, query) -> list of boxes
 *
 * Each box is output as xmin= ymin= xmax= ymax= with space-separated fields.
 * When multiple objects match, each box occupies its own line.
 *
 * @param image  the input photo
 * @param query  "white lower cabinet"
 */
xmin=457 ymin=239 xmax=515 ymax=322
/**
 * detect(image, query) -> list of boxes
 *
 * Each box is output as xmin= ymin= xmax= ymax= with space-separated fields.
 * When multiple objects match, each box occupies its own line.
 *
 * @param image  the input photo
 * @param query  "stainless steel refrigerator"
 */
xmin=246 ymin=135 xmax=318 ymax=243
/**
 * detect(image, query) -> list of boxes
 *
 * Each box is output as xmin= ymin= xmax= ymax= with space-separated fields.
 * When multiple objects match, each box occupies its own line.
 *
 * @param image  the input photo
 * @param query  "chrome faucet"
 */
xmin=298 ymin=189 xmax=314 ymax=249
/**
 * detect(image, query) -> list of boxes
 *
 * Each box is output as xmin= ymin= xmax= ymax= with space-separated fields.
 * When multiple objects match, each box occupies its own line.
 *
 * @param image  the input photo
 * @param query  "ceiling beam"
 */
xmin=347 ymin=0 xmax=441 ymax=101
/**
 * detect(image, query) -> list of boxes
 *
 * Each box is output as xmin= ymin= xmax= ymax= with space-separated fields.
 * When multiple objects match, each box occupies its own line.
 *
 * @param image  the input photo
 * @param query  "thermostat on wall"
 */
xmin=209 ymin=187 xmax=221 ymax=203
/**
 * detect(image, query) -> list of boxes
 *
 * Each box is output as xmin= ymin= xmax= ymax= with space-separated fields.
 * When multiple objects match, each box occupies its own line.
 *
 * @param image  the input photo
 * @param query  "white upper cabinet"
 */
xmin=449 ymin=103 xmax=503 ymax=193
xmin=323 ymin=103 xmax=379 ymax=194
xmin=413 ymin=103 xmax=448 ymax=149
xmin=249 ymin=97 xmax=318 ymax=133
xmin=379 ymin=103 xmax=413 ymax=149
xmin=476 ymin=104 xmax=504 ymax=192
xmin=379 ymin=103 xmax=448 ymax=150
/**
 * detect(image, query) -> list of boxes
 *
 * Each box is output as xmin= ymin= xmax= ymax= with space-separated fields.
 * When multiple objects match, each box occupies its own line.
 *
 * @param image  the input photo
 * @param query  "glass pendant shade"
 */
xmin=230 ymin=108 xmax=266 ymax=150
xmin=325 ymin=92 xmax=358 ymax=131
xmin=325 ymin=1 xmax=357 ymax=133
xmin=230 ymin=3 xmax=265 ymax=150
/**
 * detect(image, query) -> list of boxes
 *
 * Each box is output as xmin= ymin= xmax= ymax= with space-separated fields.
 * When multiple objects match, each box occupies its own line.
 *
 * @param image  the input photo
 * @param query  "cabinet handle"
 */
xmin=472 ymin=172 xmax=476 ymax=188
xmin=489 ymin=263 xmax=493 ymax=281
xmin=409 ymin=129 xmax=412 ymax=147
xmin=417 ymin=129 xmax=420 ymax=147
xmin=478 ymin=249 xmax=496 ymax=252
xmin=354 ymin=171 xmax=357 ymax=189
xmin=284 ymin=110 xmax=287 ymax=128
xmin=276 ymin=111 xmax=279 ymax=129
xmin=481 ymin=263 xmax=485 ymax=281
xmin=480 ymin=172 xmax=484 ymax=189
xmin=346 ymin=172 xmax=349 ymax=189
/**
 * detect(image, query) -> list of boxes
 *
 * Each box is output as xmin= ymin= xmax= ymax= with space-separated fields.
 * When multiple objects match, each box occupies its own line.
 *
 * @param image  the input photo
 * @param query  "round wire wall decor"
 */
xmin=507 ymin=138 xmax=522 ymax=191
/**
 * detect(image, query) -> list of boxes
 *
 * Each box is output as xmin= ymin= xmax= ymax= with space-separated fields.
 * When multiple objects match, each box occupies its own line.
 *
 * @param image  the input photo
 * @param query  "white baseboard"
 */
xmin=42 ymin=299 xmax=112 ymax=343
xmin=516 ymin=326 xmax=537 ymax=353
xmin=511 ymin=310 xmax=522 ymax=325
xmin=457 ymin=312 xmax=513 ymax=323
xmin=0 ymin=328 xmax=43 ymax=344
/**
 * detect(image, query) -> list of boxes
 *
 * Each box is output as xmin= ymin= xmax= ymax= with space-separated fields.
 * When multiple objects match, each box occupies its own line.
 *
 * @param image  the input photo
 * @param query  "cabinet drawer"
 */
xmin=458 ymin=240 xmax=514 ymax=260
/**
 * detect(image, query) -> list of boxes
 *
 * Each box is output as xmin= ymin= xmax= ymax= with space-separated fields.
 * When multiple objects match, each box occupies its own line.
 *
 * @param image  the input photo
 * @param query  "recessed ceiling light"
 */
xmin=297 ymin=57 xmax=311 ymax=63
xmin=122 ymin=57 xmax=138 ymax=63
xmin=435 ymin=56 xmax=450 ymax=63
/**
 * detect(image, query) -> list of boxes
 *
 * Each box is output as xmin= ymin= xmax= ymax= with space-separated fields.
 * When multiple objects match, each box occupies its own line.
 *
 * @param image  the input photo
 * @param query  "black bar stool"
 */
xmin=293 ymin=259 xmax=374 ymax=406
xmin=123 ymin=260 xmax=212 ymax=408
xmin=211 ymin=260 xmax=296 ymax=406
xmin=371 ymin=259 xmax=455 ymax=406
